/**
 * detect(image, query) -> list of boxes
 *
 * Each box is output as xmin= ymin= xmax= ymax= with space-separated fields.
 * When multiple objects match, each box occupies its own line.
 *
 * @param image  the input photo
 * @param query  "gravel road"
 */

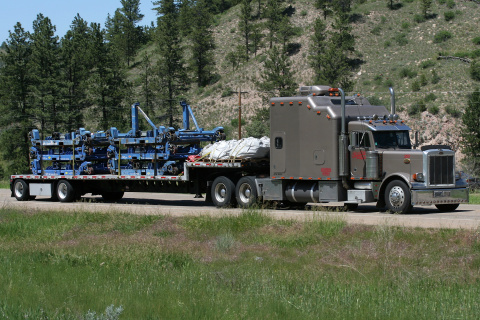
xmin=2 ymin=189 xmax=480 ymax=230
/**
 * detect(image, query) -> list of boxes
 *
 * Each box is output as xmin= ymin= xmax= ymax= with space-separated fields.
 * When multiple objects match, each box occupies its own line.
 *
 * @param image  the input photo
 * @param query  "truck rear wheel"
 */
xmin=235 ymin=176 xmax=258 ymax=208
xmin=14 ymin=179 xmax=31 ymax=201
xmin=211 ymin=176 xmax=235 ymax=207
xmin=435 ymin=204 xmax=460 ymax=212
xmin=56 ymin=180 xmax=76 ymax=202
xmin=384 ymin=180 xmax=412 ymax=214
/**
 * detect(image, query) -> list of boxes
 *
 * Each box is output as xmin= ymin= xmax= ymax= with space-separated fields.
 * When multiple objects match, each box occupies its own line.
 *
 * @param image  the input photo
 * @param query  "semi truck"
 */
xmin=11 ymin=86 xmax=469 ymax=214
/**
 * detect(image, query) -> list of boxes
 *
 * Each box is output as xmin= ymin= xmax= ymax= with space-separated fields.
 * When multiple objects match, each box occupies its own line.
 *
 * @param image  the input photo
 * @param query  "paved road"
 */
xmin=2 ymin=189 xmax=480 ymax=229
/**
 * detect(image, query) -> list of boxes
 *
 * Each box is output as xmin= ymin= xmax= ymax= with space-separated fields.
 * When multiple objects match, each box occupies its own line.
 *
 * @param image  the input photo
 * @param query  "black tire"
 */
xmin=235 ymin=176 xmax=258 ymax=208
xmin=435 ymin=203 xmax=460 ymax=212
xmin=13 ymin=179 xmax=30 ymax=201
xmin=211 ymin=176 xmax=235 ymax=207
xmin=102 ymin=191 xmax=124 ymax=202
xmin=384 ymin=180 xmax=412 ymax=214
xmin=56 ymin=180 xmax=76 ymax=202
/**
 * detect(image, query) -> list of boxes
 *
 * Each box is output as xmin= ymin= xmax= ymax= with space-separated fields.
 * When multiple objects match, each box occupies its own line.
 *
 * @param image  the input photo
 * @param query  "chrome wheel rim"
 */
xmin=14 ymin=182 xmax=24 ymax=198
xmin=214 ymin=183 xmax=227 ymax=203
xmin=238 ymin=183 xmax=252 ymax=204
xmin=389 ymin=186 xmax=405 ymax=208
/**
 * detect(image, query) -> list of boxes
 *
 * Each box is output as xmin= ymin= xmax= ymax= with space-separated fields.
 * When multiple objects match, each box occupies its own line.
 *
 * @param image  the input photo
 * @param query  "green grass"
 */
xmin=469 ymin=191 xmax=480 ymax=204
xmin=1 ymin=207 xmax=480 ymax=319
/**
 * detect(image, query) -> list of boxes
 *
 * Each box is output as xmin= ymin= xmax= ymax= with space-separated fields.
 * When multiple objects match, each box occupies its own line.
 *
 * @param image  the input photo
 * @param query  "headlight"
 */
xmin=413 ymin=172 xmax=424 ymax=182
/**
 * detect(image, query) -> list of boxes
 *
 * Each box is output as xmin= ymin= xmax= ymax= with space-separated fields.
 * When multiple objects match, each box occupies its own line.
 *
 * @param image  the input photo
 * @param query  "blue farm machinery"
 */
xmin=29 ymin=102 xmax=225 ymax=176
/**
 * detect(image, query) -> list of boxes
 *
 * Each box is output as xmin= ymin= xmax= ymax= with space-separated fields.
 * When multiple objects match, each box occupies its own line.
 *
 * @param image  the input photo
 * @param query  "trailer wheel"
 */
xmin=14 ymin=179 xmax=31 ymax=201
xmin=102 ymin=191 xmax=124 ymax=202
xmin=435 ymin=204 xmax=460 ymax=212
xmin=235 ymin=176 xmax=258 ymax=208
xmin=56 ymin=180 xmax=76 ymax=202
xmin=384 ymin=180 xmax=412 ymax=214
xmin=211 ymin=176 xmax=235 ymax=207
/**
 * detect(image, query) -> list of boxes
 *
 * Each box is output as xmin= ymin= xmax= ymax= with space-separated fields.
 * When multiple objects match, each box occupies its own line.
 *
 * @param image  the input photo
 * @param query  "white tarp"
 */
xmin=200 ymin=137 xmax=270 ymax=160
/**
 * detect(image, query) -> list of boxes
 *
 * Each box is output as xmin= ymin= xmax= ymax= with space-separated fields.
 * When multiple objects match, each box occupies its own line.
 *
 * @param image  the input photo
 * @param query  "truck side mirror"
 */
xmin=414 ymin=131 xmax=419 ymax=149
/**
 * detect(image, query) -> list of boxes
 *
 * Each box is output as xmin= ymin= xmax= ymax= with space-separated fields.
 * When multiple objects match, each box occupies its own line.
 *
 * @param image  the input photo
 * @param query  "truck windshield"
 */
xmin=372 ymin=131 xmax=411 ymax=149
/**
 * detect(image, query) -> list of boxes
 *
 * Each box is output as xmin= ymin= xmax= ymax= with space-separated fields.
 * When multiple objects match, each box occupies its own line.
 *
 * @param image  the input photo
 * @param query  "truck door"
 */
xmin=271 ymin=131 xmax=286 ymax=174
xmin=350 ymin=131 xmax=372 ymax=179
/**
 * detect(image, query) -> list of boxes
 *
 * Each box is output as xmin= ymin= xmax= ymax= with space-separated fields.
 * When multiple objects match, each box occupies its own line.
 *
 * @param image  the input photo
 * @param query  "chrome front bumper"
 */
xmin=411 ymin=188 xmax=469 ymax=205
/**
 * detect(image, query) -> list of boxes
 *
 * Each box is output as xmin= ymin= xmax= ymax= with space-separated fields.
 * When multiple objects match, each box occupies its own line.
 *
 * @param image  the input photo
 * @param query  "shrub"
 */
xmin=399 ymin=67 xmax=417 ymax=78
xmin=425 ymin=93 xmax=437 ymax=102
xmin=445 ymin=105 xmax=461 ymax=118
xmin=434 ymin=31 xmax=453 ymax=43
xmin=473 ymin=37 xmax=480 ymax=45
xmin=471 ymin=60 xmax=480 ymax=82
xmin=428 ymin=105 xmax=440 ymax=115
xmin=446 ymin=0 xmax=455 ymax=8
xmin=414 ymin=14 xmax=426 ymax=23
xmin=401 ymin=21 xmax=410 ymax=30
xmin=431 ymin=69 xmax=441 ymax=84
xmin=420 ymin=74 xmax=428 ymax=86
xmin=371 ymin=25 xmax=382 ymax=35
xmin=394 ymin=33 xmax=408 ymax=46
xmin=384 ymin=40 xmax=392 ymax=48
xmin=408 ymin=104 xmax=420 ymax=116
xmin=417 ymin=100 xmax=427 ymax=112
xmin=444 ymin=11 xmax=455 ymax=21
xmin=420 ymin=60 xmax=435 ymax=69
xmin=411 ymin=80 xmax=421 ymax=92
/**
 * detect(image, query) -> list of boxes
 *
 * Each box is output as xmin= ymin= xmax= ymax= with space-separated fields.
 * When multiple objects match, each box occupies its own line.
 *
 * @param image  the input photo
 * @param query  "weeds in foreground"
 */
xmin=1 ymin=207 xmax=480 ymax=319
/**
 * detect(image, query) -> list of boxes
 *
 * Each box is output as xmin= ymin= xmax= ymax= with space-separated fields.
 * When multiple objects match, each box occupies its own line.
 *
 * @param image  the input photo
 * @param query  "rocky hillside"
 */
xmin=140 ymin=0 xmax=480 ymax=165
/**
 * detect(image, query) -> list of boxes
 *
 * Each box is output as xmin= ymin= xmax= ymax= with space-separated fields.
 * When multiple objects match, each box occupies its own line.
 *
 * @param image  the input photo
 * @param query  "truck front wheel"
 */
xmin=435 ymin=204 xmax=460 ymax=212
xmin=57 ymin=180 xmax=76 ymax=202
xmin=235 ymin=176 xmax=258 ymax=208
xmin=211 ymin=176 xmax=236 ymax=207
xmin=384 ymin=180 xmax=412 ymax=214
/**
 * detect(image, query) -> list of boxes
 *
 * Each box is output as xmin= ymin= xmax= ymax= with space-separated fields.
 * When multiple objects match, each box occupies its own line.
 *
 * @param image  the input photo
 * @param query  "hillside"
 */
xmin=152 ymin=0 xmax=480 ymax=166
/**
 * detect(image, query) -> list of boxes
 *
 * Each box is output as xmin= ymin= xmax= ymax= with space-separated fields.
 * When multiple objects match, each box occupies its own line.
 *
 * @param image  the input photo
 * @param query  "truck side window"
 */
xmin=275 ymin=137 xmax=283 ymax=149
xmin=354 ymin=132 xmax=371 ymax=148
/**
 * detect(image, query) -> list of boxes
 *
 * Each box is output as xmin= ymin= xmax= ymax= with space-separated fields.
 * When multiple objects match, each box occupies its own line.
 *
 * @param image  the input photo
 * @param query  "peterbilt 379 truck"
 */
xmin=11 ymin=85 xmax=469 ymax=214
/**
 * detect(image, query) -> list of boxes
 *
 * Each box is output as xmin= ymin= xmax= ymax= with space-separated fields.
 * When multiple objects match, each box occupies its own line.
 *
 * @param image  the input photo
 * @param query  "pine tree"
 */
xmin=154 ymin=0 xmax=188 ymax=126
xmin=105 ymin=0 xmax=144 ymax=66
xmin=461 ymin=89 xmax=480 ymax=174
xmin=30 ymin=14 xmax=63 ymax=133
xmin=88 ymin=23 xmax=131 ymax=130
xmin=0 ymin=23 xmax=33 ymax=176
xmin=60 ymin=14 xmax=91 ymax=131
xmin=264 ymin=0 xmax=282 ymax=49
xmin=257 ymin=46 xmax=296 ymax=97
xmin=239 ymin=0 xmax=253 ymax=61
xmin=189 ymin=0 xmax=216 ymax=87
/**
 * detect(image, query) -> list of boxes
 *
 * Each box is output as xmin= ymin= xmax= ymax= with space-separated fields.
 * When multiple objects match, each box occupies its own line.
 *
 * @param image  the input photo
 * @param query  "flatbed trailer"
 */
xmin=11 ymin=159 xmax=269 ymax=206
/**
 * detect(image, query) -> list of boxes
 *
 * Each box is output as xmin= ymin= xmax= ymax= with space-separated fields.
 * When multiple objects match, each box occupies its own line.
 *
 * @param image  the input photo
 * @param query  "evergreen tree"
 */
xmin=250 ymin=23 xmax=264 ymax=57
xmin=264 ymin=0 xmax=282 ymax=49
xmin=257 ymin=46 xmax=296 ymax=97
xmin=0 ymin=23 xmax=33 ymax=176
xmin=315 ymin=0 xmax=333 ymax=20
xmin=154 ymin=0 xmax=188 ymax=126
xmin=189 ymin=0 xmax=216 ymax=87
xmin=30 ymin=14 xmax=63 ymax=133
xmin=461 ymin=89 xmax=480 ymax=174
xmin=138 ymin=51 xmax=158 ymax=121
xmin=239 ymin=0 xmax=253 ymax=61
xmin=60 ymin=14 xmax=91 ymax=131
xmin=88 ymin=23 xmax=131 ymax=130
xmin=421 ymin=0 xmax=433 ymax=19
xmin=105 ymin=0 xmax=144 ymax=66
xmin=309 ymin=9 xmax=355 ymax=90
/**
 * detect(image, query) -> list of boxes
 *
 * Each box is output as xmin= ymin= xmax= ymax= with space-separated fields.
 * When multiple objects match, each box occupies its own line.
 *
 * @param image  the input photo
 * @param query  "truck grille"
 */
xmin=428 ymin=154 xmax=454 ymax=186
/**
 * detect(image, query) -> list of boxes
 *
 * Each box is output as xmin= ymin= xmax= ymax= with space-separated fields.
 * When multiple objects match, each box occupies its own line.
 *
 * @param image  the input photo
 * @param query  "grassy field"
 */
xmin=1 ymin=207 xmax=480 ymax=319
